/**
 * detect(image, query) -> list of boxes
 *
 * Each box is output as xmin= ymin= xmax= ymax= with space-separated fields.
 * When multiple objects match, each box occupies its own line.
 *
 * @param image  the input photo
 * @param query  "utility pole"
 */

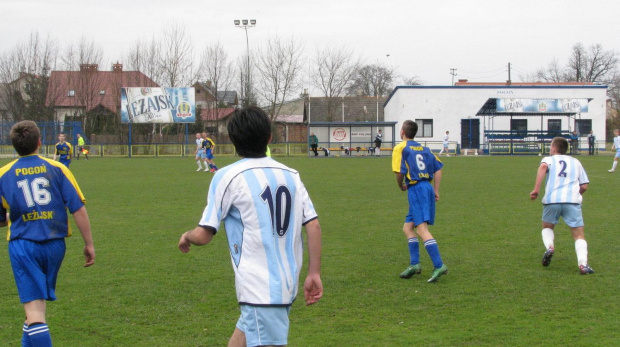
xmin=507 ymin=62 xmax=511 ymax=84
xmin=450 ymin=68 xmax=457 ymax=85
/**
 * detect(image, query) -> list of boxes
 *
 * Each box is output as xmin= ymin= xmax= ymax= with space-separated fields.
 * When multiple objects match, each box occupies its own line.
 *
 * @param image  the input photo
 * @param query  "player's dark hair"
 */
xmin=228 ymin=106 xmax=271 ymax=158
xmin=551 ymin=137 xmax=568 ymax=154
xmin=10 ymin=120 xmax=40 ymax=156
xmin=402 ymin=120 xmax=418 ymax=139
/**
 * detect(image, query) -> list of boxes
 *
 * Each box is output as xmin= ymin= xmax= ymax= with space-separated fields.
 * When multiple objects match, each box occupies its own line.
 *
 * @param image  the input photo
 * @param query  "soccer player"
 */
xmin=0 ymin=120 xmax=95 ymax=346
xmin=194 ymin=133 xmax=205 ymax=171
xmin=438 ymin=130 xmax=450 ymax=156
xmin=75 ymin=133 xmax=88 ymax=160
xmin=609 ymin=129 xmax=620 ymax=173
xmin=374 ymin=129 xmax=383 ymax=156
xmin=393 ymin=120 xmax=448 ymax=283
xmin=201 ymin=132 xmax=218 ymax=173
xmin=52 ymin=133 xmax=72 ymax=167
xmin=530 ymin=137 xmax=593 ymax=274
xmin=178 ymin=107 xmax=323 ymax=347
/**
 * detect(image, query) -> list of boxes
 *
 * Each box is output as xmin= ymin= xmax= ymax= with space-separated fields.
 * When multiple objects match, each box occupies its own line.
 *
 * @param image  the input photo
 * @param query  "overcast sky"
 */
xmin=2 ymin=0 xmax=619 ymax=87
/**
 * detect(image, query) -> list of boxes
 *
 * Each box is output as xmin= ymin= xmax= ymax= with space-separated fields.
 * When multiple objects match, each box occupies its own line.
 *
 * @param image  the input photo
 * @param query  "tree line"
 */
xmin=1 ymin=26 xmax=619 ymax=139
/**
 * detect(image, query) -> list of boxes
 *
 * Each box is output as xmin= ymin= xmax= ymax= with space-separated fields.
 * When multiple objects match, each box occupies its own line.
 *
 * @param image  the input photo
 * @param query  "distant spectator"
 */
xmin=309 ymin=133 xmax=319 ymax=156
xmin=587 ymin=131 xmax=595 ymax=155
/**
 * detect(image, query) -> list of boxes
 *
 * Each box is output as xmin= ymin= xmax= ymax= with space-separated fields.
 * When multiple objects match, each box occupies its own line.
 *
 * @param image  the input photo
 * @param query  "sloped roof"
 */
xmin=307 ymin=96 xmax=387 ymax=122
xmin=200 ymin=108 xmax=236 ymax=121
xmin=46 ymin=70 xmax=159 ymax=113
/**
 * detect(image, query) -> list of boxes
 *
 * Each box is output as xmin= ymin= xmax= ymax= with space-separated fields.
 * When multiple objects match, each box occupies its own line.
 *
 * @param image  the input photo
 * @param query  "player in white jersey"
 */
xmin=438 ymin=131 xmax=450 ymax=156
xmin=178 ymin=106 xmax=323 ymax=347
xmin=194 ymin=133 xmax=205 ymax=171
xmin=530 ymin=137 xmax=593 ymax=274
xmin=608 ymin=128 xmax=620 ymax=173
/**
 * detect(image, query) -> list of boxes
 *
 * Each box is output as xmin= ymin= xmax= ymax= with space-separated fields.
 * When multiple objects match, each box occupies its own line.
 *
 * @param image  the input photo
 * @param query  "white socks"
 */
xmin=575 ymin=239 xmax=588 ymax=266
xmin=541 ymin=228 xmax=554 ymax=250
xmin=196 ymin=160 xmax=203 ymax=169
xmin=612 ymin=161 xmax=618 ymax=171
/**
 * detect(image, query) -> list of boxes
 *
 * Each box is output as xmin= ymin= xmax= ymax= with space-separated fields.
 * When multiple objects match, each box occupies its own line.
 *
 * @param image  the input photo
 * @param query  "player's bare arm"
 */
xmin=304 ymin=219 xmax=323 ymax=306
xmin=178 ymin=226 xmax=216 ymax=253
xmin=433 ymin=169 xmax=443 ymax=201
xmin=579 ymin=183 xmax=588 ymax=195
xmin=395 ymin=172 xmax=406 ymax=191
xmin=530 ymin=163 xmax=548 ymax=200
xmin=73 ymin=206 xmax=95 ymax=267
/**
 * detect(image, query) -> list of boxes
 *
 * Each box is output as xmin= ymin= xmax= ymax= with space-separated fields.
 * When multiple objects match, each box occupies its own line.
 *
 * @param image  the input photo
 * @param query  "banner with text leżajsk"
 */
xmin=120 ymin=87 xmax=195 ymax=123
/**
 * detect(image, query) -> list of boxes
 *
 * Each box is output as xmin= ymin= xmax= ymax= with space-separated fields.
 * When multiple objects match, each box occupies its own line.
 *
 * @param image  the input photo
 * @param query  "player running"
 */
xmin=194 ymin=133 xmax=205 ymax=171
xmin=609 ymin=128 xmax=620 ymax=173
xmin=201 ymin=132 xmax=218 ymax=173
xmin=530 ymin=137 xmax=593 ymax=274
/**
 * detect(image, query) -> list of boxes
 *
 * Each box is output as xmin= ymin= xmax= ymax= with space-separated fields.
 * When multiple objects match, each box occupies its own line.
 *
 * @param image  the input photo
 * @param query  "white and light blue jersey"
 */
xmin=443 ymin=134 xmax=449 ymax=145
xmin=614 ymin=136 xmax=620 ymax=152
xmin=196 ymin=138 xmax=204 ymax=152
xmin=541 ymin=155 xmax=588 ymax=205
xmin=199 ymin=157 xmax=317 ymax=306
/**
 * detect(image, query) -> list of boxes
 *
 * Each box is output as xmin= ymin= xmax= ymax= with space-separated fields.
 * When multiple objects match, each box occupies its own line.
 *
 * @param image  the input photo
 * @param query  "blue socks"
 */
xmin=407 ymin=237 xmax=419 ymax=265
xmin=424 ymin=239 xmax=444 ymax=269
xmin=24 ymin=323 xmax=52 ymax=347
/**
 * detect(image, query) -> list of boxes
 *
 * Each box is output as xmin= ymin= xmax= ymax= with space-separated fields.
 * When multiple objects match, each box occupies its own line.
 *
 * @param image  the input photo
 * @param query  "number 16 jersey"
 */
xmin=541 ymin=155 xmax=589 ymax=205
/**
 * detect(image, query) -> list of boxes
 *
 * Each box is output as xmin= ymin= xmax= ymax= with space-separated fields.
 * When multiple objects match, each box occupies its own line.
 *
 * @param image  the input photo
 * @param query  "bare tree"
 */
xmin=159 ymin=24 xmax=196 ymax=87
xmin=0 ymin=32 xmax=58 ymax=122
xmin=535 ymin=43 xmax=618 ymax=84
xmin=255 ymin=35 xmax=305 ymax=122
xmin=125 ymin=38 xmax=163 ymax=86
xmin=535 ymin=58 xmax=565 ymax=82
xmin=347 ymin=63 xmax=395 ymax=97
xmin=236 ymin=54 xmax=257 ymax=107
xmin=402 ymin=76 xmax=423 ymax=86
xmin=198 ymin=41 xmax=235 ymax=135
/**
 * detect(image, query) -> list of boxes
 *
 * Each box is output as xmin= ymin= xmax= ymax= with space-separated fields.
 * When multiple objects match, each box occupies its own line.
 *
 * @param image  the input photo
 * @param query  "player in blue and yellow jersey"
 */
xmin=52 ymin=133 xmax=72 ymax=167
xmin=392 ymin=120 xmax=448 ymax=283
xmin=179 ymin=107 xmax=322 ymax=346
xmin=0 ymin=121 xmax=95 ymax=346
xmin=201 ymin=132 xmax=218 ymax=173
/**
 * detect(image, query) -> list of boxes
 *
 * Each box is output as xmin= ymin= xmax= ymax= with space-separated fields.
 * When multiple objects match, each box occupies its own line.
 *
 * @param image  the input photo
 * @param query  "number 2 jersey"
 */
xmin=540 ymin=155 xmax=588 ymax=205
xmin=198 ymin=157 xmax=318 ymax=306
xmin=0 ymin=155 xmax=86 ymax=241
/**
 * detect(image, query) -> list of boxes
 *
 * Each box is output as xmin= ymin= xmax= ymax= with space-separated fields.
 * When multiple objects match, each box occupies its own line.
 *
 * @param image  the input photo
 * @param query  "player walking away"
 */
xmin=52 ymin=133 xmax=72 ymax=167
xmin=587 ymin=130 xmax=595 ymax=156
xmin=609 ymin=129 xmax=620 ymax=172
xmin=0 ymin=121 xmax=95 ymax=346
xmin=530 ymin=137 xmax=593 ymax=274
xmin=309 ymin=132 xmax=319 ymax=156
xmin=194 ymin=133 xmax=205 ymax=171
xmin=393 ymin=120 xmax=448 ymax=283
xmin=201 ymin=132 xmax=218 ymax=173
xmin=75 ymin=133 xmax=88 ymax=160
xmin=570 ymin=131 xmax=579 ymax=154
xmin=178 ymin=107 xmax=322 ymax=347
xmin=374 ymin=130 xmax=383 ymax=156
xmin=438 ymin=131 xmax=450 ymax=156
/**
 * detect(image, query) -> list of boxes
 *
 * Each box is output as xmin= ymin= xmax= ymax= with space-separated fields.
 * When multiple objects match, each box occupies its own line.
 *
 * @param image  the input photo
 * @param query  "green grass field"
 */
xmin=0 ymin=155 xmax=618 ymax=346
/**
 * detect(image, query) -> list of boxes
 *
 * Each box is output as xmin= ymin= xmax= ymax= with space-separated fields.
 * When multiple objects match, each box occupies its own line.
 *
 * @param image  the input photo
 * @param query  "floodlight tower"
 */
xmin=234 ymin=19 xmax=256 ymax=107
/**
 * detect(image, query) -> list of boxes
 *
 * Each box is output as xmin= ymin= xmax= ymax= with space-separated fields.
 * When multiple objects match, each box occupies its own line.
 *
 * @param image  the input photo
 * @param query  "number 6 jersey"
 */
xmin=541 ymin=155 xmax=589 ymax=205
xmin=198 ymin=157 xmax=318 ymax=306
xmin=0 ymin=155 xmax=86 ymax=241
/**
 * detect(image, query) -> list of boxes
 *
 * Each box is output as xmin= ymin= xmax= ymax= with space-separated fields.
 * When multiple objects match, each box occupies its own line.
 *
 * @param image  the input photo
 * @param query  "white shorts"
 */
xmin=542 ymin=203 xmax=584 ymax=228
xmin=615 ymin=149 xmax=620 ymax=158
xmin=236 ymin=305 xmax=291 ymax=347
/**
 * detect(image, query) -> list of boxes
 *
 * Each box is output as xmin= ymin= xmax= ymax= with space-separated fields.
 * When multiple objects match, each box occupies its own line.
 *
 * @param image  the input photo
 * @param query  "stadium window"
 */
xmin=547 ymin=119 xmax=561 ymax=136
xmin=68 ymin=90 xmax=75 ymax=97
xmin=415 ymin=119 xmax=433 ymax=138
xmin=575 ymin=119 xmax=592 ymax=135
xmin=510 ymin=119 xmax=527 ymax=137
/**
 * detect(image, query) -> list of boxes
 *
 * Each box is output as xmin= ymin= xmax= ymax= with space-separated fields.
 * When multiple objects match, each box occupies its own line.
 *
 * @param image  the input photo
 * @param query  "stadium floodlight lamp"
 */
xmin=234 ymin=20 xmax=240 ymax=25
xmin=242 ymin=19 xmax=249 ymax=25
xmin=250 ymin=19 xmax=256 ymax=25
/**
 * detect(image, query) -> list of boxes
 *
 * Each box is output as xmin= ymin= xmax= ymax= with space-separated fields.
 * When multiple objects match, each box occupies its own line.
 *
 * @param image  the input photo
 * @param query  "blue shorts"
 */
xmin=236 ymin=305 xmax=291 ymax=347
xmin=405 ymin=181 xmax=436 ymax=227
xmin=9 ymin=238 xmax=66 ymax=303
xmin=196 ymin=149 xmax=206 ymax=159
xmin=60 ymin=158 xmax=71 ymax=168
xmin=542 ymin=204 xmax=584 ymax=228
xmin=205 ymin=149 xmax=214 ymax=160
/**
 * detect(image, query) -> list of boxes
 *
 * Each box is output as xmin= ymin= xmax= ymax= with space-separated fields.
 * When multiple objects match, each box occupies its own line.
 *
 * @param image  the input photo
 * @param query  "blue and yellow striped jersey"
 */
xmin=202 ymin=138 xmax=215 ymax=150
xmin=0 ymin=155 xmax=85 ymax=241
xmin=392 ymin=140 xmax=443 ymax=185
